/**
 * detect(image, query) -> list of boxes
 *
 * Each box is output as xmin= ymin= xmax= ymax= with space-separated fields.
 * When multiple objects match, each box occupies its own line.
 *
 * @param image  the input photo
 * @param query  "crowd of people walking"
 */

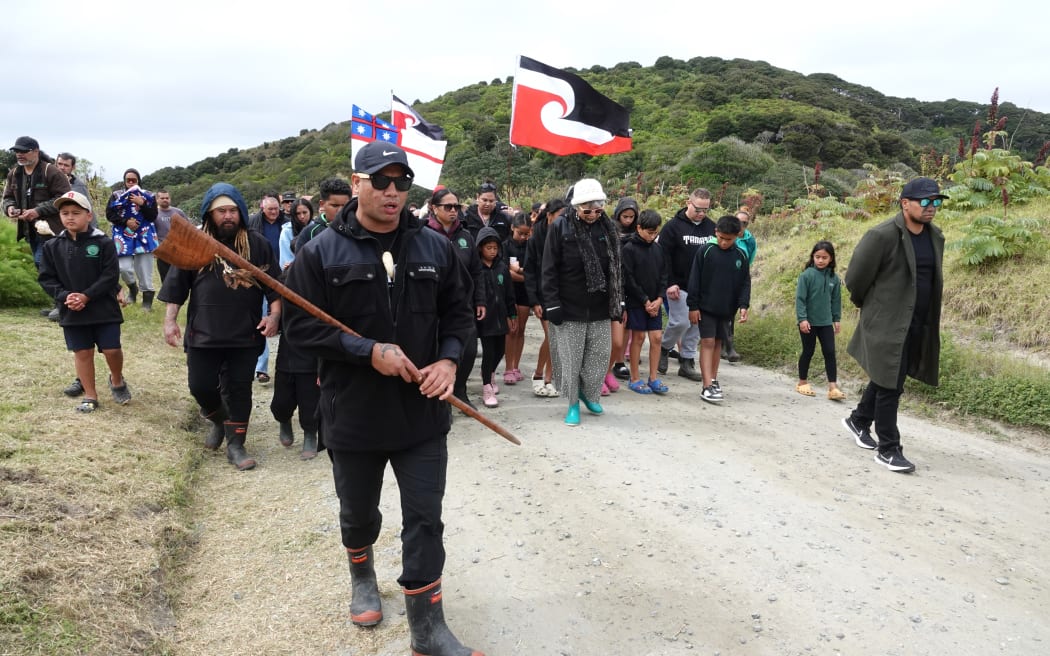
xmin=6 ymin=132 xmax=947 ymax=654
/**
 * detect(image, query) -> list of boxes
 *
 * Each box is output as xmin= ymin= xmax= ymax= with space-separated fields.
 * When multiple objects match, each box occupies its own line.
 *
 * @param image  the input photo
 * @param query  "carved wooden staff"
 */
xmin=154 ymin=214 xmax=520 ymax=445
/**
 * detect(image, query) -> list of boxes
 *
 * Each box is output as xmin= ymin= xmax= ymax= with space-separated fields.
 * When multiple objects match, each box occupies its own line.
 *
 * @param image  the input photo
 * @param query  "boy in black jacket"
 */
xmin=38 ymin=191 xmax=130 ymax=412
xmin=687 ymin=215 xmax=751 ymax=403
xmin=621 ymin=210 xmax=670 ymax=394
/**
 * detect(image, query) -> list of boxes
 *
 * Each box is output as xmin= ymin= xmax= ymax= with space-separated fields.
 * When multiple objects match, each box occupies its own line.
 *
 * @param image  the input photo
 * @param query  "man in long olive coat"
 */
xmin=840 ymin=177 xmax=945 ymax=474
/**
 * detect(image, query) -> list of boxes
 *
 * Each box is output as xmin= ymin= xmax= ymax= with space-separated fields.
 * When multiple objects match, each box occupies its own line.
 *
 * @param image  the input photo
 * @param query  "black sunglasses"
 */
xmin=436 ymin=203 xmax=462 ymax=211
xmin=358 ymin=172 xmax=412 ymax=192
xmin=479 ymin=183 xmax=497 ymax=193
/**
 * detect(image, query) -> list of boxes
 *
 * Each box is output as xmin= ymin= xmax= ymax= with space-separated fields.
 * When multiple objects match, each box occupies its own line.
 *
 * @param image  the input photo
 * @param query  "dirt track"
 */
xmin=171 ymin=327 xmax=1050 ymax=655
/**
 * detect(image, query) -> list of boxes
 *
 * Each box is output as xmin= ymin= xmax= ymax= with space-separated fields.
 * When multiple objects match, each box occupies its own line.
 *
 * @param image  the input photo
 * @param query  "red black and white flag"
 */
xmin=510 ymin=55 xmax=632 ymax=156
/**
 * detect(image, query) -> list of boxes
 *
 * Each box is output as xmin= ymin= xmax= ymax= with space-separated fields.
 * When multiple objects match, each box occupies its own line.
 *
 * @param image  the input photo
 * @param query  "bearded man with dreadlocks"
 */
xmin=158 ymin=183 xmax=282 ymax=470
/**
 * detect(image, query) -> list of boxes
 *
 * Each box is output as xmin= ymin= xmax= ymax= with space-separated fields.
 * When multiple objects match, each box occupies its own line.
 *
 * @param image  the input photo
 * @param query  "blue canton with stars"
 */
xmin=351 ymin=105 xmax=401 ymax=145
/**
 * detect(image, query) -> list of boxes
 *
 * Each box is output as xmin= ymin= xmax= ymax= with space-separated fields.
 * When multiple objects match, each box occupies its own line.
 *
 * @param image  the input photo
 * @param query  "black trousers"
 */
xmin=186 ymin=346 xmax=258 ymax=422
xmin=269 ymin=370 xmax=320 ymax=431
xmin=479 ymin=334 xmax=506 ymax=386
xmin=328 ymin=436 xmax=448 ymax=588
xmin=849 ymin=326 xmax=921 ymax=453
xmin=798 ymin=324 xmax=837 ymax=381
xmin=454 ymin=325 xmax=478 ymax=397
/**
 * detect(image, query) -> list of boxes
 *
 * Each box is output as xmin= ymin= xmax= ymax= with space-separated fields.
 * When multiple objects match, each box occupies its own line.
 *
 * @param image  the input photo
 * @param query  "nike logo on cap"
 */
xmin=382 ymin=150 xmax=397 ymax=156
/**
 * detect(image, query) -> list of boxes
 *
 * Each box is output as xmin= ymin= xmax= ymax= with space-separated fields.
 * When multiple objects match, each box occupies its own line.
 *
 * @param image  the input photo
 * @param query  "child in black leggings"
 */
xmin=475 ymin=227 xmax=517 ymax=408
xmin=795 ymin=240 xmax=846 ymax=400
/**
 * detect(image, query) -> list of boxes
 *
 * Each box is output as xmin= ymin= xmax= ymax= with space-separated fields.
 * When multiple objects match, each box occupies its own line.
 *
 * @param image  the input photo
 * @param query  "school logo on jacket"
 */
xmin=457 ymin=238 xmax=469 ymax=249
xmin=735 ymin=260 xmax=742 ymax=269
xmin=86 ymin=244 xmax=100 ymax=258
xmin=497 ymin=273 xmax=505 ymax=285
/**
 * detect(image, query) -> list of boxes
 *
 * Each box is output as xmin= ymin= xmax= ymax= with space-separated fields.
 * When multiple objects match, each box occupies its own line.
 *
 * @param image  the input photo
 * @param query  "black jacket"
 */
xmin=503 ymin=233 xmax=529 ymax=306
xmin=474 ymin=227 xmax=517 ymax=337
xmin=157 ymin=230 xmax=280 ymax=350
xmin=686 ymin=241 xmax=751 ymax=317
xmin=283 ymin=199 xmax=474 ymax=451
xmin=621 ymin=233 xmax=668 ymax=310
xmin=294 ymin=214 xmax=331 ymax=252
xmin=541 ymin=212 xmax=617 ymax=323
xmin=423 ymin=214 xmax=485 ymax=310
xmin=524 ymin=217 xmax=551 ymax=308
xmin=38 ymin=228 xmax=123 ymax=327
xmin=658 ymin=208 xmax=716 ymax=288
xmin=463 ymin=204 xmax=512 ymax=243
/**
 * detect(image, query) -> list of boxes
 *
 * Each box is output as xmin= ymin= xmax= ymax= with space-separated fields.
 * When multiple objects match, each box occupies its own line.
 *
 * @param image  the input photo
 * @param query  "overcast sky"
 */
xmin=5 ymin=0 xmax=1048 ymax=185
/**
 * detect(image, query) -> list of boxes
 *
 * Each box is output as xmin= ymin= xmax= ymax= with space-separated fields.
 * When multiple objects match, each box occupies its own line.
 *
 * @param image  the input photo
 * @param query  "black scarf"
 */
xmin=569 ymin=208 xmax=623 ymax=319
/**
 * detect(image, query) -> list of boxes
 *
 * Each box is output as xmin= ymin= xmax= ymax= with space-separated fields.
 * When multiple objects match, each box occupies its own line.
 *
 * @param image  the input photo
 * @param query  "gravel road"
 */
xmin=171 ymin=329 xmax=1050 ymax=656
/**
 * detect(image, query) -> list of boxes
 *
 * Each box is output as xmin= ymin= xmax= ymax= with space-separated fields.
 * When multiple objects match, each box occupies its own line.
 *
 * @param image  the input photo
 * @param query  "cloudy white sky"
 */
xmin=5 ymin=0 xmax=1047 ymax=184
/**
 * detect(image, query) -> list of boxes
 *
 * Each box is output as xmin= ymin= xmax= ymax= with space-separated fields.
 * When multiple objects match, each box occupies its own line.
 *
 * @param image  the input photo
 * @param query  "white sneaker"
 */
xmin=701 ymin=386 xmax=721 ymax=404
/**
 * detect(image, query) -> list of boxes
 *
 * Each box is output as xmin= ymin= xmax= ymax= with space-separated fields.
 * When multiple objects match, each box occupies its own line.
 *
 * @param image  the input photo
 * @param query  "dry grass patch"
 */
xmin=0 ymin=307 xmax=200 ymax=656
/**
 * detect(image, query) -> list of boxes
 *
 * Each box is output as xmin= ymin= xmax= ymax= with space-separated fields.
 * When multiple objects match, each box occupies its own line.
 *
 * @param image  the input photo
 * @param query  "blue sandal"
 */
xmin=628 ymin=380 xmax=653 ymax=395
xmin=648 ymin=379 xmax=669 ymax=394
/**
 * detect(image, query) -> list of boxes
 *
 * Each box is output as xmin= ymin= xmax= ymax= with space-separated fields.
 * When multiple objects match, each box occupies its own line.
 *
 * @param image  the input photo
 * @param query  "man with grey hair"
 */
xmin=3 ymin=136 xmax=71 ymax=319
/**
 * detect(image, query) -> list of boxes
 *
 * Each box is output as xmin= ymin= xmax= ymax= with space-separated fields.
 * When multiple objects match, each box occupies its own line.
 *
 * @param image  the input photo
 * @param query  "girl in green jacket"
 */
xmin=795 ymin=240 xmax=845 ymax=400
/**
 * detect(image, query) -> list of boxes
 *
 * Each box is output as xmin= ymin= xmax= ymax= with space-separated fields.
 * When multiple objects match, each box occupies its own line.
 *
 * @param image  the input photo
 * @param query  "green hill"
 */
xmin=138 ymin=55 xmax=1050 ymax=215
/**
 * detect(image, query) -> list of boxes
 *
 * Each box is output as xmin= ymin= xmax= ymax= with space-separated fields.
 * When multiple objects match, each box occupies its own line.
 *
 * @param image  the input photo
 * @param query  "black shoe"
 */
xmin=841 ymin=417 xmax=877 ymax=450
xmin=874 ymin=448 xmax=915 ymax=473
xmin=48 ymin=308 xmax=59 ymax=322
xmin=710 ymin=379 xmax=723 ymax=399
xmin=677 ymin=358 xmax=703 ymax=382
xmin=109 ymin=376 xmax=132 ymax=405
xmin=701 ymin=386 xmax=722 ymax=404
xmin=40 ymin=307 xmax=54 ymax=317
xmin=63 ymin=378 xmax=85 ymax=397
xmin=668 ymin=347 xmax=680 ymax=360
xmin=612 ymin=362 xmax=630 ymax=380
xmin=453 ymin=391 xmax=477 ymax=413
xmin=657 ymin=348 xmax=670 ymax=375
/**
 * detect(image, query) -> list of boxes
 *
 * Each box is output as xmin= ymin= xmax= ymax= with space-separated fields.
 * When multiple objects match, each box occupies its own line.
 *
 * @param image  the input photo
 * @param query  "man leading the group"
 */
xmin=159 ymin=183 xmax=282 ymax=471
xmin=841 ymin=176 xmax=946 ymax=474
xmin=284 ymin=142 xmax=482 ymax=656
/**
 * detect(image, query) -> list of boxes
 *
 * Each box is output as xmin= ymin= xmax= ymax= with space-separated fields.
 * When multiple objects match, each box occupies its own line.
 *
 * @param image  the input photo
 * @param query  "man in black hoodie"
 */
xmin=284 ymin=142 xmax=481 ymax=656
xmin=657 ymin=188 xmax=716 ymax=381
xmin=159 ymin=183 xmax=282 ymax=471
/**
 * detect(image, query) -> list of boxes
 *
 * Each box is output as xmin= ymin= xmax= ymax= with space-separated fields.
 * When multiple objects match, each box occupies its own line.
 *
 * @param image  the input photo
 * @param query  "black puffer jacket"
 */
xmin=283 ymin=199 xmax=474 ymax=451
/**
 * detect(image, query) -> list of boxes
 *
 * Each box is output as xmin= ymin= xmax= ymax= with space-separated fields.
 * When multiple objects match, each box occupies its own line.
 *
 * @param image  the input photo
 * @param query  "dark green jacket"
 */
xmin=845 ymin=212 xmax=943 ymax=388
xmin=795 ymin=266 xmax=841 ymax=327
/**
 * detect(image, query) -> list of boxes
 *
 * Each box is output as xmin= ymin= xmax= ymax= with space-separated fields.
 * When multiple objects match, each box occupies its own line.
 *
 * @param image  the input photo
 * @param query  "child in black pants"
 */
xmin=795 ymin=240 xmax=845 ymax=400
xmin=475 ymin=227 xmax=517 ymax=408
